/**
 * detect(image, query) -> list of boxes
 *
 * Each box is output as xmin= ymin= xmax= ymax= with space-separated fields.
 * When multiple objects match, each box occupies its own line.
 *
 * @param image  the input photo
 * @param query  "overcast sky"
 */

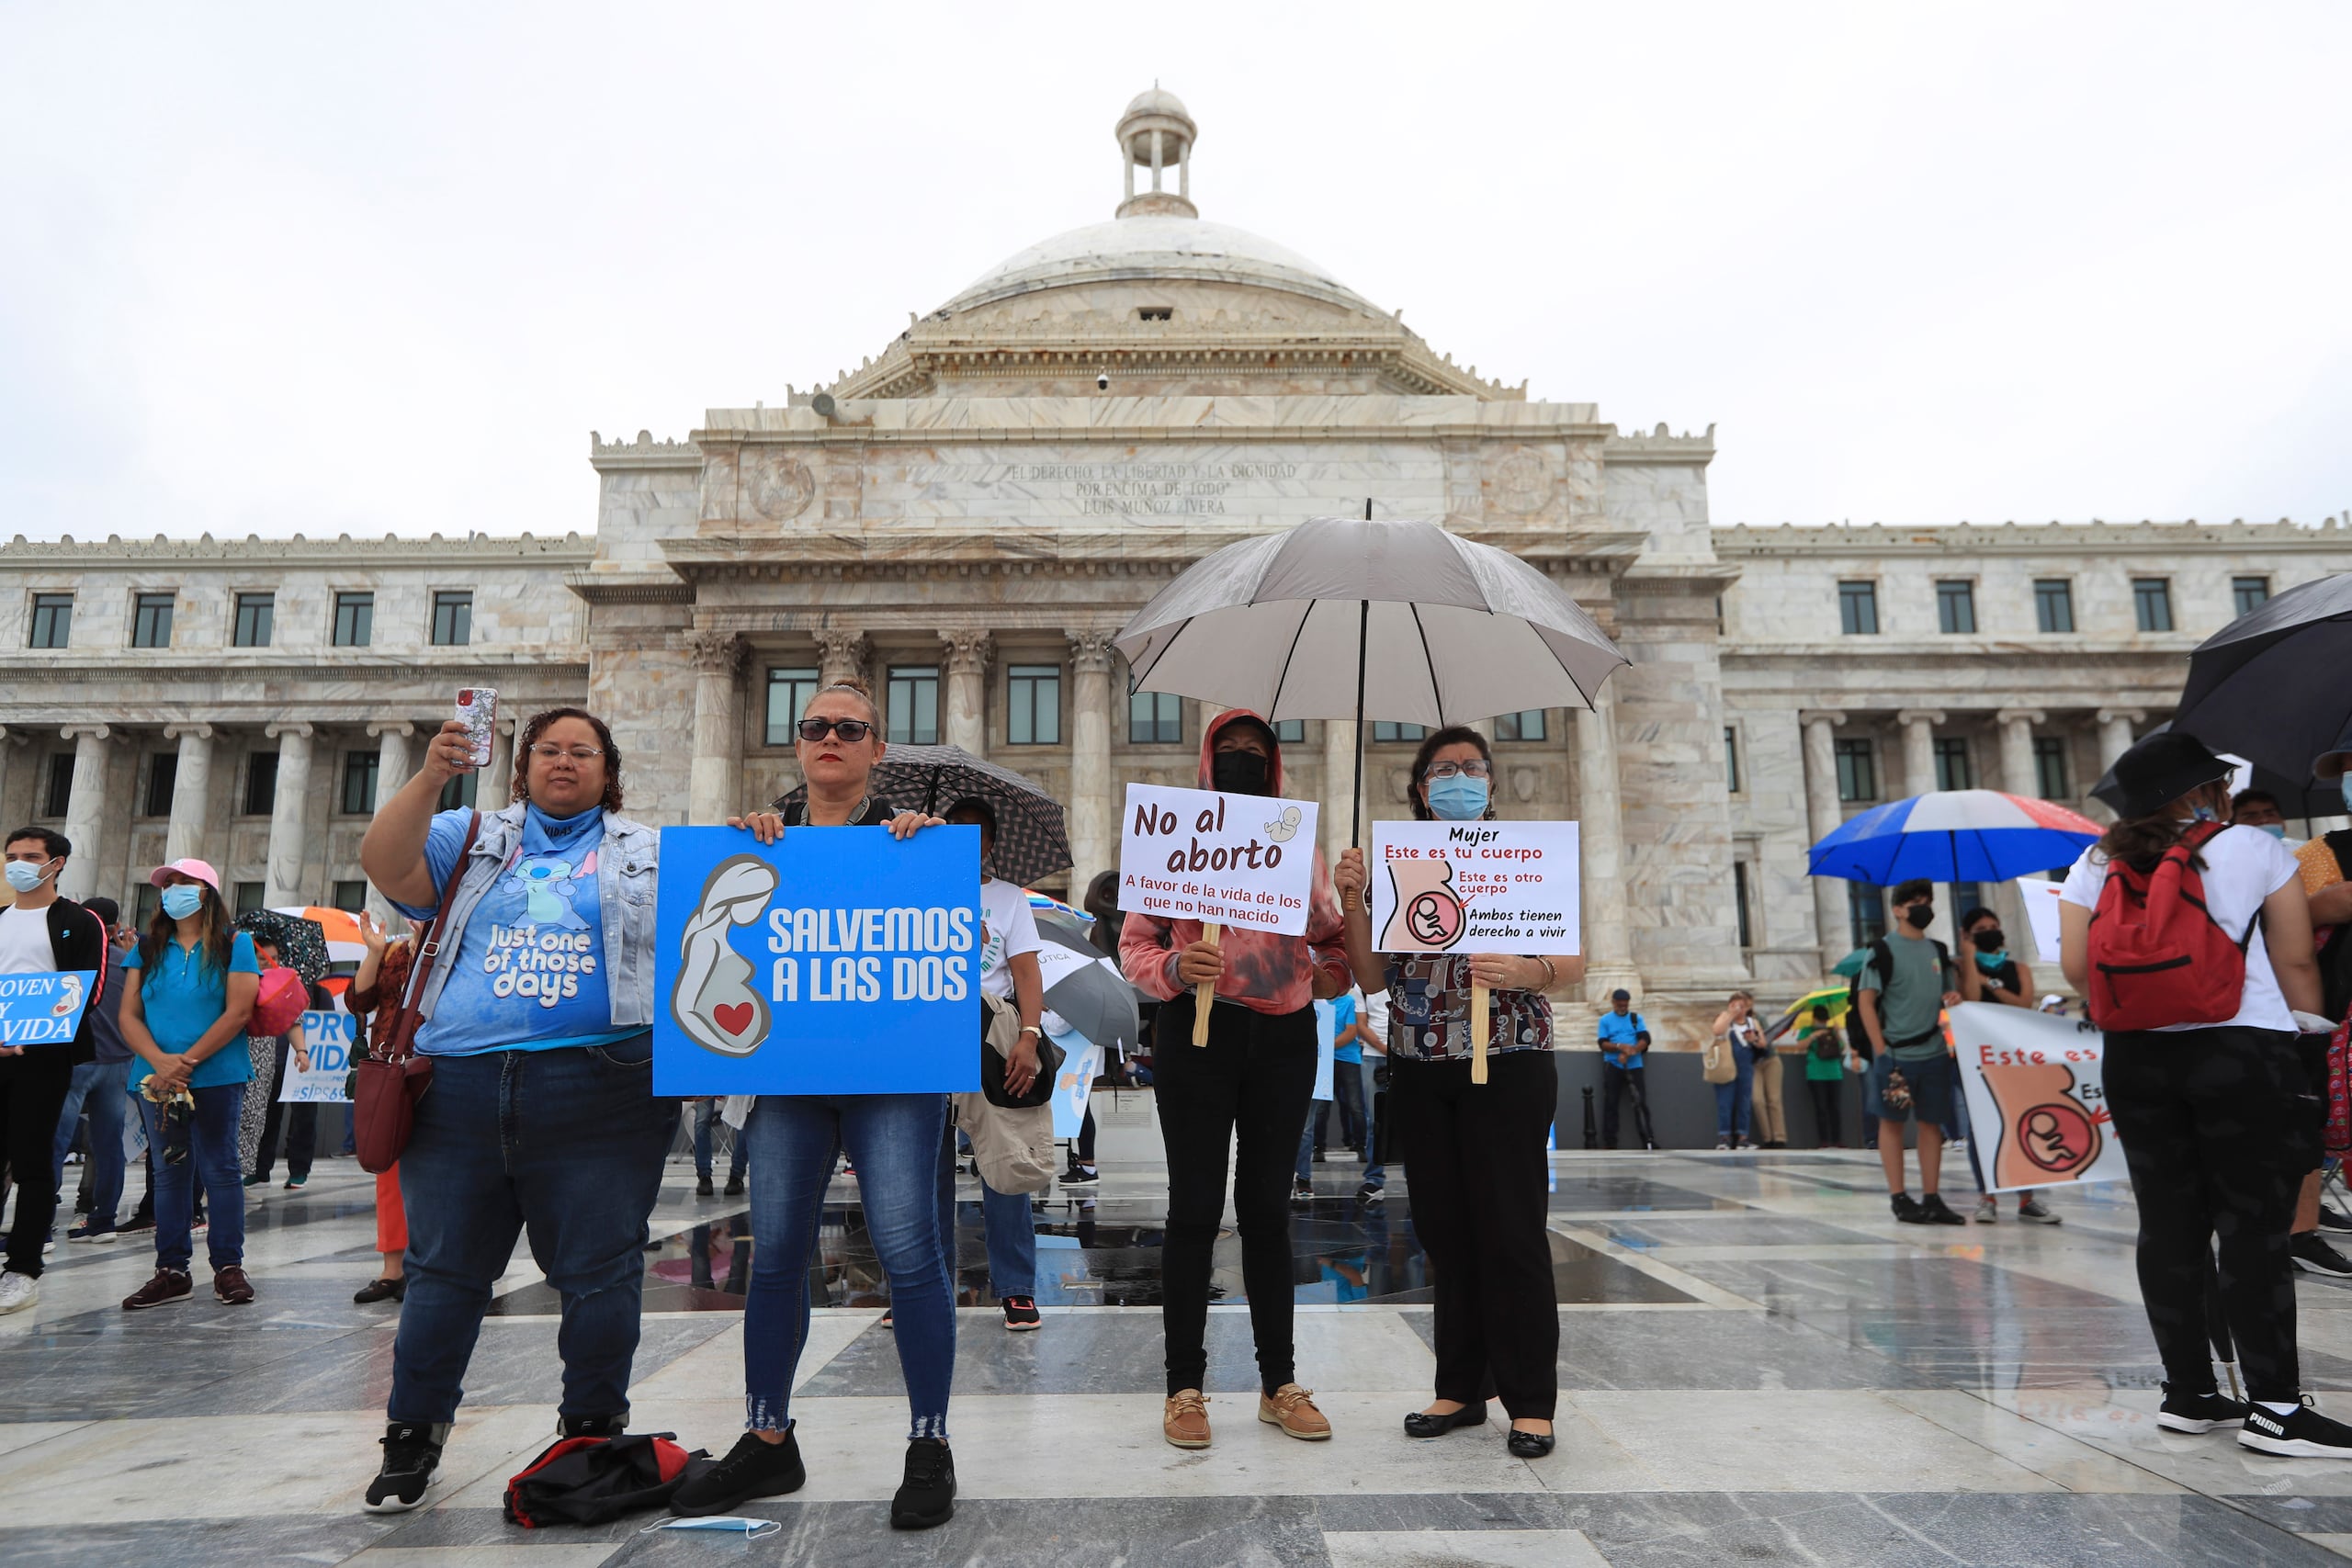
xmin=3 ymin=2 xmax=2346 ymax=542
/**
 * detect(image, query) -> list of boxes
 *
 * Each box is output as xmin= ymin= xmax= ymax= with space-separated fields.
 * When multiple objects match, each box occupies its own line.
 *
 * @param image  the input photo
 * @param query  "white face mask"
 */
xmin=640 ymin=1517 xmax=782 ymax=1539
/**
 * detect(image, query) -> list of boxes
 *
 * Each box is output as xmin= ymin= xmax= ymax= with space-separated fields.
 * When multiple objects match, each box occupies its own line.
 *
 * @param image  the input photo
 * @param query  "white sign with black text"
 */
xmin=1116 ymin=783 xmax=1319 ymax=936
xmin=1366 ymin=819 xmax=1582 ymax=954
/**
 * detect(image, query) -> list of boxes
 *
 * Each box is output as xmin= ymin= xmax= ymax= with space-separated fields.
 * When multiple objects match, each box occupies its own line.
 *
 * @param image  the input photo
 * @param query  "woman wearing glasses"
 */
xmin=668 ymin=679 xmax=963 ymax=1534
xmin=355 ymin=706 xmax=675 ymax=1514
xmin=1333 ymin=726 xmax=1578 ymax=1460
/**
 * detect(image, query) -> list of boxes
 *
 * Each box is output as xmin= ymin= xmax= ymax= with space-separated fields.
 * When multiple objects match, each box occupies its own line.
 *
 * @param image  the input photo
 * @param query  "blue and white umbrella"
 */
xmin=1808 ymin=789 xmax=2103 ymax=885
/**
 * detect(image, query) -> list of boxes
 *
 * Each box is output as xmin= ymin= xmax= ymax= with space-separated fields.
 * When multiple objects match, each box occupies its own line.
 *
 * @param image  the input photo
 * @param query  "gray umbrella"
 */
xmin=1114 ymin=511 xmax=1628 ymax=841
xmin=775 ymin=743 xmax=1072 ymax=889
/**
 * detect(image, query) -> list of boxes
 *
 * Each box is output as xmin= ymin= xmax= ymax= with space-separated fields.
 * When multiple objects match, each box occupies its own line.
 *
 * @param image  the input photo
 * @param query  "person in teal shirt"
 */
xmin=1595 ymin=989 xmax=1654 ymax=1150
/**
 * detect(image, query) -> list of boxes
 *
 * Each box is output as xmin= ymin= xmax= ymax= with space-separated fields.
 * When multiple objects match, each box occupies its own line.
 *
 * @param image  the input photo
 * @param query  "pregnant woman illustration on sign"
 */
xmin=672 ymin=857 xmax=780 ymax=1057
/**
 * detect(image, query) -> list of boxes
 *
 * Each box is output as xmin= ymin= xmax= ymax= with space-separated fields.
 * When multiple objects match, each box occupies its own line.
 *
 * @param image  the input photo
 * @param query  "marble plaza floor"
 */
xmin=13 ymin=1150 xmax=2352 ymax=1566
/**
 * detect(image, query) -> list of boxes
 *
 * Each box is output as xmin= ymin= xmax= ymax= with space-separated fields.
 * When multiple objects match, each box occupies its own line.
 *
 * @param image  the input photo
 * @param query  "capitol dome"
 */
xmin=934 ymin=214 xmax=1381 ymax=320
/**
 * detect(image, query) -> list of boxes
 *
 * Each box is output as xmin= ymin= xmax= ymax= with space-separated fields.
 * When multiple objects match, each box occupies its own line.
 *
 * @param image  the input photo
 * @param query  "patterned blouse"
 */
xmin=1382 ymin=953 xmax=1555 ymax=1062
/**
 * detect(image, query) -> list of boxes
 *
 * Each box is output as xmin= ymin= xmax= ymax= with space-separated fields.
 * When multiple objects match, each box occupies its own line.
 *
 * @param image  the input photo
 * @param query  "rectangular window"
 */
xmin=1496 ymin=709 xmax=1547 ymax=742
xmin=1933 ymin=736 xmax=1973 ymax=791
xmin=1272 ymin=718 xmax=1306 ymax=744
xmin=243 ymin=751 xmax=278 ymax=816
xmin=887 ymin=664 xmax=941 ymax=745
xmin=1733 ymin=861 xmax=1754 ymax=949
xmin=134 ymin=885 xmax=160 ymax=929
xmin=1838 ymin=581 xmax=1879 ymax=636
xmin=1935 ymin=580 xmax=1977 ymax=635
xmin=341 ymin=750 xmax=380 ymax=816
xmin=1724 ymin=726 xmax=1742 ymax=794
xmin=1848 ymin=883 xmax=1887 ymax=948
xmin=42 ymin=753 xmax=74 ymax=818
xmin=2032 ymin=736 xmax=2070 ymax=800
xmin=233 ymin=882 xmax=266 ymax=918
xmin=1372 ymin=722 xmax=1428 ymax=743
xmin=1129 ymin=690 xmax=1182 ymax=745
xmin=331 ymin=880 xmax=368 ymax=914
xmin=437 ymin=771 xmax=479 ymax=812
xmin=1006 ymin=664 xmax=1062 ymax=746
xmin=2233 ymin=576 xmax=2270 ymax=617
xmin=131 ymin=592 xmax=175 ymax=648
xmin=144 ymin=753 xmax=177 ymax=818
xmin=430 ymin=591 xmax=473 ymax=647
xmin=2132 ymin=578 xmax=2174 ymax=633
xmin=333 ymin=591 xmax=374 ymax=648
xmin=232 ymin=592 xmax=274 ymax=648
xmin=1834 ymin=739 xmax=1878 ymax=803
xmin=2033 ymin=579 xmax=2075 ymax=634
xmin=763 ymin=666 xmax=821 ymax=746
xmin=28 ymin=593 xmax=72 ymax=649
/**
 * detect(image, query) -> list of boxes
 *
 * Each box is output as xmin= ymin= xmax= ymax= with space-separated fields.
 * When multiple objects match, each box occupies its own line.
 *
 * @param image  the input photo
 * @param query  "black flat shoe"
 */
xmin=1506 ymin=1428 xmax=1556 ymax=1458
xmin=1402 ymin=1402 xmax=1487 ymax=1438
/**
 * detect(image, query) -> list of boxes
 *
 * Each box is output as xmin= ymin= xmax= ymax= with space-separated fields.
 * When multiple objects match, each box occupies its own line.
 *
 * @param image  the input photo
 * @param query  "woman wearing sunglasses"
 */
xmin=670 ymin=678 xmax=962 ymax=1533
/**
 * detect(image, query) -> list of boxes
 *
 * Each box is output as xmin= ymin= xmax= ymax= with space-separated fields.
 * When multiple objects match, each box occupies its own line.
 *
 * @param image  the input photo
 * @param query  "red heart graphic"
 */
xmin=713 ymin=1002 xmax=753 ymax=1037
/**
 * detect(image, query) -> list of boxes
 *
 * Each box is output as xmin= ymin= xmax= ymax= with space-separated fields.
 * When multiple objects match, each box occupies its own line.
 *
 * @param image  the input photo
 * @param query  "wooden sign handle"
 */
xmin=1471 ymin=983 xmax=1490 ymax=1084
xmin=1192 ymin=921 xmax=1222 ymax=1046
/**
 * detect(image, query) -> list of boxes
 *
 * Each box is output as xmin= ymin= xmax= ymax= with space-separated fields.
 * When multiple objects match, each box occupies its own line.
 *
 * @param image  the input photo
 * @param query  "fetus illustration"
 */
xmin=1379 ymin=856 xmax=1467 ymax=953
xmin=672 ymin=855 xmax=780 ymax=1057
xmin=1981 ymin=1059 xmax=2104 ymax=1186
xmin=1263 ymin=806 xmax=1303 ymax=843
xmin=50 ymin=973 xmax=84 ymax=1018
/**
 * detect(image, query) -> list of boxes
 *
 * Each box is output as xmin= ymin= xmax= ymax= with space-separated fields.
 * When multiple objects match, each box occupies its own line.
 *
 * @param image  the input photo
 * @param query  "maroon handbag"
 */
xmin=353 ymin=810 xmax=480 ymax=1174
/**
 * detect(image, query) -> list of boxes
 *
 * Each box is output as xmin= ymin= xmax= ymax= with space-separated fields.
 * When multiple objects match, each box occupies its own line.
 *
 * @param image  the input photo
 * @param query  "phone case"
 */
xmin=456 ymin=687 xmax=497 ymax=768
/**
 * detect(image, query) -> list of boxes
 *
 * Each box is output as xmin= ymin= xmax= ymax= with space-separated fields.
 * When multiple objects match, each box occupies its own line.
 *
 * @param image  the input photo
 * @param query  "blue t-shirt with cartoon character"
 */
xmin=399 ymin=804 xmax=632 ymax=1057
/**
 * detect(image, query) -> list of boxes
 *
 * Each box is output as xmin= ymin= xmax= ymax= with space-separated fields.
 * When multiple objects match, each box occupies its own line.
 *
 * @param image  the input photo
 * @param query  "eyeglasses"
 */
xmin=529 ymin=745 xmax=605 ymax=762
xmin=797 ymin=718 xmax=875 ymax=743
xmin=1423 ymin=760 xmax=1492 ymax=781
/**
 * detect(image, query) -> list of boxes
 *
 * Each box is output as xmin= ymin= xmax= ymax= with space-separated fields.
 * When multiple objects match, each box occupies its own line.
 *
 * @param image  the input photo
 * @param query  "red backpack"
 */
xmin=2084 ymin=821 xmax=2257 ymax=1032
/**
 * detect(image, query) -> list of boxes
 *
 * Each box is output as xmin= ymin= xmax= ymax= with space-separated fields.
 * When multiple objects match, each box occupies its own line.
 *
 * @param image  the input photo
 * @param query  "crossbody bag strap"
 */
xmin=380 ymin=808 xmax=482 ymax=1064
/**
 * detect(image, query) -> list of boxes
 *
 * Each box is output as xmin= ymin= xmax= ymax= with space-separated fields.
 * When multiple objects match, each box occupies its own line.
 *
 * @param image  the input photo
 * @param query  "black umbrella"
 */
xmin=2091 ymin=721 xmax=2341 ymax=820
xmin=2168 ymin=571 xmax=2352 ymax=795
xmin=774 ymin=743 xmax=1071 ymax=889
xmin=234 ymin=908 xmax=330 ymax=987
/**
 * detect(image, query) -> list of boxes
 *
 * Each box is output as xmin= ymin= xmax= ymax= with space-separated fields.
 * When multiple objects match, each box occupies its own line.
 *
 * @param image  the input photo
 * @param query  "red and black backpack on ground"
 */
xmin=503 ymin=1432 xmax=703 ymax=1528
xmin=2083 ymin=820 xmax=2256 ymax=1032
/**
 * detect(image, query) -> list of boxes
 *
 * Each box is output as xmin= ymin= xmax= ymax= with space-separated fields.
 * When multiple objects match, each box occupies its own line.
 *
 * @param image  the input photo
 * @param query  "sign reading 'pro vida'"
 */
xmin=651 ymin=825 xmax=983 ymax=1097
xmin=1116 ymin=784 xmax=1318 ymax=936
xmin=1366 ymin=820 xmax=1582 ymax=953
xmin=277 ymin=1006 xmax=356 ymax=1103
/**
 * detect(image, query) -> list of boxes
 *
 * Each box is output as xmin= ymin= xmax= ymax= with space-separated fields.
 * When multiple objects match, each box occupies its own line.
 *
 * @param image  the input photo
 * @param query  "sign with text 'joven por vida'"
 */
xmin=1116 ymin=783 xmax=1318 ymax=935
xmin=652 ymin=825 xmax=983 ymax=1097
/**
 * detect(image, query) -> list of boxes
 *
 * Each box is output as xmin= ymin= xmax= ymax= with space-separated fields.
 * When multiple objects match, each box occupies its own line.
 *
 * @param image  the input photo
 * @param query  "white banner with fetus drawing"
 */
xmin=1364 ymin=820 xmax=1581 ymax=953
xmin=1948 ymin=1001 xmax=2128 ymax=1193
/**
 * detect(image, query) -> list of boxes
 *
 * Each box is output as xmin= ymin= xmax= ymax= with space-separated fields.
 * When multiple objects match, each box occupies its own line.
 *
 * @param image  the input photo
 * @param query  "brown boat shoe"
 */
xmin=1259 ymin=1383 xmax=1331 ymax=1440
xmin=1163 ymin=1389 xmax=1212 ymax=1450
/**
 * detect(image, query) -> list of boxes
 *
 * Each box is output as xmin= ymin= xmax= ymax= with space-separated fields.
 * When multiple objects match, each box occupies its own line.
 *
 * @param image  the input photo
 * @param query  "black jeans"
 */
xmin=0 ymin=1047 xmax=76 ymax=1278
xmin=253 ymin=1040 xmax=316 ymax=1181
xmin=1806 ymin=1077 xmax=1843 ymax=1146
xmin=1600 ymin=1061 xmax=1653 ymax=1149
xmin=1154 ymin=994 xmax=1317 ymax=1397
xmin=1396 ymin=1049 xmax=1559 ymax=1421
xmin=2105 ymin=1025 xmax=2305 ymax=1404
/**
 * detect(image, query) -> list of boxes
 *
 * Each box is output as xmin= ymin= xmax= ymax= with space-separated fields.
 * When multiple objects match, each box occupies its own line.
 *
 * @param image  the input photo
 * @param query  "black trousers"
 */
xmin=1806 ymin=1077 xmax=1844 ymax=1146
xmin=0 ymin=1047 xmax=77 ymax=1279
xmin=1396 ymin=1049 xmax=1560 ymax=1420
xmin=1600 ymin=1062 xmax=1654 ymax=1149
xmin=252 ymin=1041 xmax=317 ymax=1181
xmin=1154 ymin=993 xmax=1317 ymax=1397
xmin=2106 ymin=1025 xmax=2304 ymax=1404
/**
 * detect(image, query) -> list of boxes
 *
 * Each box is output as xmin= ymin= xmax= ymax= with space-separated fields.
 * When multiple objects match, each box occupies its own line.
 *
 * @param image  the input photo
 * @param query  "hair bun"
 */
xmin=825 ymin=676 xmax=875 ymax=699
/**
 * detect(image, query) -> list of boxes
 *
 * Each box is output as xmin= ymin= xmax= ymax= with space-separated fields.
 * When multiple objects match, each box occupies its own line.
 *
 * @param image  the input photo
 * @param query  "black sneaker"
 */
xmin=1291 ymin=1179 xmax=1313 ymax=1204
xmin=559 ymin=1412 xmax=628 ymax=1438
xmin=2293 ymin=1232 xmax=2352 ymax=1277
xmin=1891 ymin=1193 xmax=1928 ymax=1224
xmin=364 ymin=1421 xmax=446 ymax=1512
xmin=1001 ymin=1295 xmax=1042 ymax=1332
xmin=2157 ymin=1383 xmax=2249 ymax=1433
xmin=724 ymin=1174 xmax=746 ymax=1197
xmin=672 ymin=1427 xmax=806 ymax=1515
xmin=1917 ymin=1193 xmax=1968 ymax=1226
xmin=1061 ymin=1164 xmax=1100 ymax=1186
xmin=695 ymin=1175 xmax=715 ymax=1197
xmin=2321 ymin=1203 xmax=2352 ymax=1234
xmin=1357 ymin=1183 xmax=1385 ymax=1204
xmin=2241 ymin=1399 xmax=2352 ymax=1458
xmin=889 ymin=1438 xmax=956 ymax=1530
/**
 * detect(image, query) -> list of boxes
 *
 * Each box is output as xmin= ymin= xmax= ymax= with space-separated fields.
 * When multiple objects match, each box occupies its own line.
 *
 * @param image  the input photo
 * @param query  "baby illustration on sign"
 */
xmin=1982 ymin=1058 xmax=2106 ymax=1186
xmin=1379 ymin=854 xmax=1467 ymax=952
xmin=673 ymin=855 xmax=780 ymax=1057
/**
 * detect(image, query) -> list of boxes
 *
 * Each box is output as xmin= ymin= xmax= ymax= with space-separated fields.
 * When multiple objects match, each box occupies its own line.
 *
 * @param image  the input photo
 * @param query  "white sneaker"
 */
xmin=1973 ymin=1197 xmax=1999 ymax=1224
xmin=0 ymin=1270 xmax=38 ymax=1314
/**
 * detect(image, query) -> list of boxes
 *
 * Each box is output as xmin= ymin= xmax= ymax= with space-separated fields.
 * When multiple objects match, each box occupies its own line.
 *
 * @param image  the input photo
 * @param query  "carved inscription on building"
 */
xmin=865 ymin=448 xmax=1427 ymax=525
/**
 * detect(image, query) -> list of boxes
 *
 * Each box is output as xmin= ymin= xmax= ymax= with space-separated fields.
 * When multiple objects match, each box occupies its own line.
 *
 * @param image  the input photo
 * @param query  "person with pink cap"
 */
xmin=117 ymin=857 xmax=262 ymax=1312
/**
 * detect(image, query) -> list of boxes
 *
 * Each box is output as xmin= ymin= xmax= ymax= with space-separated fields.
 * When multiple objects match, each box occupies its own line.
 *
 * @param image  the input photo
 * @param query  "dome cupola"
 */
xmin=1115 ymin=84 xmax=1197 ymax=219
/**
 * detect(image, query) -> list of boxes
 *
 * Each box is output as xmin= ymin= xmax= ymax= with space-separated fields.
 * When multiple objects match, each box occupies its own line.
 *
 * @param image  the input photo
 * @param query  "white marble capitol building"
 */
xmin=7 ymin=88 xmax=2348 ymax=1042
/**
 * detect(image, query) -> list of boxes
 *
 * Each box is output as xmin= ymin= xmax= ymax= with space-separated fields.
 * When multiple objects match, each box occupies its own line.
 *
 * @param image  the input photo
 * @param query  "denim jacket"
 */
xmin=408 ymin=802 xmax=660 ymax=1029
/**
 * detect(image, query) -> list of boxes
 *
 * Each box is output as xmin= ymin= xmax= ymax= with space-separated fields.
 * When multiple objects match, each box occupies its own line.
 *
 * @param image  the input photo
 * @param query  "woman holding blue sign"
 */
xmin=1332 ymin=725 xmax=1579 ymax=1460
xmin=669 ymin=677 xmax=962 ymax=1533
xmin=354 ymin=705 xmax=677 ymax=1515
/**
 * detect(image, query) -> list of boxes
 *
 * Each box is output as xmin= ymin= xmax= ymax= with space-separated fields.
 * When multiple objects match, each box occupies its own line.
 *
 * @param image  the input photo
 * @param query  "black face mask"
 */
xmin=1972 ymin=928 xmax=2006 ymax=953
xmin=1903 ymin=903 xmax=1935 ymax=930
xmin=1211 ymin=749 xmax=1272 ymax=796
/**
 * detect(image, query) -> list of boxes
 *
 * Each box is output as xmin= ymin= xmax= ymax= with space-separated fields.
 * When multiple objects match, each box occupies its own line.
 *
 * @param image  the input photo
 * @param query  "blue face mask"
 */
xmin=1425 ymin=775 xmax=1489 ymax=821
xmin=160 ymin=885 xmax=206 ymax=920
xmin=639 ymin=1517 xmax=781 ymax=1540
xmin=2256 ymin=822 xmax=2287 ymax=839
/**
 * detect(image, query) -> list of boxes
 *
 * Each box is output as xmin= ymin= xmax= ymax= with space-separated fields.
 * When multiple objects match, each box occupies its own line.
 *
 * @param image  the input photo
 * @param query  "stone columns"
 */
xmin=686 ymin=631 xmax=746 ymax=825
xmin=1576 ymin=689 xmax=1637 ymax=997
xmin=1068 ymin=632 xmax=1115 ymax=895
xmin=0 ymin=729 xmax=23 ymax=830
xmin=264 ymin=723 xmax=314 ymax=908
xmin=163 ymin=723 xmax=215 ymax=865
xmin=366 ymin=723 xmax=417 ymax=924
xmin=1321 ymin=719 xmax=1361 ymax=863
xmin=814 ymin=629 xmax=869 ymax=690
xmin=1800 ymin=711 xmax=1849 ymax=971
xmin=1998 ymin=708 xmax=2046 ymax=797
xmin=482 ymin=718 xmax=515 ymax=811
xmin=2098 ymin=708 xmax=2144 ymax=770
xmin=55 ymin=725 xmax=111 ymax=901
xmin=942 ymin=631 xmax=991 ymax=756
xmin=1895 ymin=709 xmax=1951 ymax=934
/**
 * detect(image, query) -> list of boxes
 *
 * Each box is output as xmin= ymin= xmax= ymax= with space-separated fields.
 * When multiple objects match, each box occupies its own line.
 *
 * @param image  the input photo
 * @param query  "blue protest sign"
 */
xmin=0 ymin=971 xmax=96 ymax=1048
xmin=277 ymin=1005 xmax=356 ymax=1103
xmin=653 ymin=825 xmax=983 ymax=1096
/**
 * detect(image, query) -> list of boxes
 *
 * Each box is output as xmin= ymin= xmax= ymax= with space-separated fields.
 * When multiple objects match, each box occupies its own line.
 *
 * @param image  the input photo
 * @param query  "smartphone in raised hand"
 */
xmin=455 ymin=687 xmax=497 ymax=769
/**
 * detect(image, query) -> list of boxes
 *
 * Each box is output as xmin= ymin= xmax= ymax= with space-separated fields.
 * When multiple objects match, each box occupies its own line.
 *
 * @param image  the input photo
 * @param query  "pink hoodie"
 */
xmin=1118 ymin=709 xmax=1350 ymax=1017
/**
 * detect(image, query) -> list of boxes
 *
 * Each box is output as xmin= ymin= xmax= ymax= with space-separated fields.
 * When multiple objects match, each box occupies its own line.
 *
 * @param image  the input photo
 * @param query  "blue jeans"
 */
xmin=53 ymin=1059 xmax=130 ymax=1228
xmin=139 ymin=1083 xmax=245 ymax=1273
xmin=1294 ymin=1099 xmax=1333 ymax=1182
xmin=1360 ymin=1059 xmax=1387 ymax=1188
xmin=693 ymin=1097 xmax=746 ymax=1181
xmin=389 ymin=1039 xmax=674 ymax=1426
xmin=1714 ymin=1051 xmax=1755 ymax=1143
xmin=742 ymin=1092 xmax=955 ymax=1439
xmin=1328 ymin=1057 xmax=1366 ymax=1149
